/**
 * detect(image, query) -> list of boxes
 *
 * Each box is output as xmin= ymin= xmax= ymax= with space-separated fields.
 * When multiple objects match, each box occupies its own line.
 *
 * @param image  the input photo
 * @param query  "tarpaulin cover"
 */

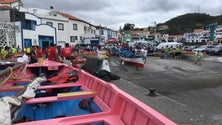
xmin=15 ymin=87 xmax=102 ymax=124
xmin=81 ymin=57 xmax=120 ymax=82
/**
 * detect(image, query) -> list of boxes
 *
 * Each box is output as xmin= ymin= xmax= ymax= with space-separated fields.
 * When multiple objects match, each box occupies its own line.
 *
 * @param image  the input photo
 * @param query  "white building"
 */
xmin=20 ymin=7 xmax=98 ymax=47
xmin=0 ymin=0 xmax=22 ymax=9
xmin=183 ymin=29 xmax=209 ymax=43
xmin=22 ymin=12 xmax=56 ymax=50
xmin=1 ymin=0 xmax=118 ymax=49
xmin=95 ymin=26 xmax=118 ymax=43
xmin=215 ymin=25 xmax=222 ymax=43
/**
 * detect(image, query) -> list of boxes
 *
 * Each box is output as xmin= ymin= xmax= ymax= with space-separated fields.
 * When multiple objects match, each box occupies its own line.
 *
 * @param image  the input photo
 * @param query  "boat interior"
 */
xmin=0 ymin=60 xmax=176 ymax=125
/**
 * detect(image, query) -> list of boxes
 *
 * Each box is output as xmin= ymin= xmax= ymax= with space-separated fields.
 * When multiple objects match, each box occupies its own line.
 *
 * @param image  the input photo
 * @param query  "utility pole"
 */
xmin=13 ymin=8 xmax=16 ymax=47
xmin=153 ymin=21 xmax=157 ymax=42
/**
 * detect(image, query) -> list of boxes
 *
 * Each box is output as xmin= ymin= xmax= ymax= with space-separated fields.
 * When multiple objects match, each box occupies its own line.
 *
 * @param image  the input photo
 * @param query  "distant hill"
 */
xmin=158 ymin=13 xmax=222 ymax=35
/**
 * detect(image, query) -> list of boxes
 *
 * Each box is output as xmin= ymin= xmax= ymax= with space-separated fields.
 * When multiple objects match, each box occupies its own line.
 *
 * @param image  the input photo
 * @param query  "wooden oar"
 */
xmin=25 ymin=91 xmax=96 ymax=104
xmin=0 ymin=63 xmax=26 ymax=78
xmin=0 ymin=63 xmax=26 ymax=85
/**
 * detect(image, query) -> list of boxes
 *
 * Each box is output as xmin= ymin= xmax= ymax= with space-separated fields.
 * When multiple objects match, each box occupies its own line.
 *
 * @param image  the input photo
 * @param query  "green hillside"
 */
xmin=159 ymin=13 xmax=222 ymax=35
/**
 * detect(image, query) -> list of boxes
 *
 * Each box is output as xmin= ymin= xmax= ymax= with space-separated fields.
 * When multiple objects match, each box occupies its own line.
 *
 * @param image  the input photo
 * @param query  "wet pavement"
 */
xmin=109 ymin=55 xmax=222 ymax=125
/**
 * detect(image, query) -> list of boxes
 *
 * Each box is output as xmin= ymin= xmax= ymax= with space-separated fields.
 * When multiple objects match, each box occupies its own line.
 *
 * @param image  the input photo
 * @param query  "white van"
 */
xmin=156 ymin=40 xmax=183 ymax=50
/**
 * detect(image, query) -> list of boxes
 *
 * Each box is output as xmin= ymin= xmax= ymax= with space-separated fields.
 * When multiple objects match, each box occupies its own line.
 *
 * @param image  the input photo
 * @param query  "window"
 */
xmin=23 ymin=20 xmax=36 ymax=30
xmin=75 ymin=36 xmax=78 ymax=40
xmin=99 ymin=30 xmax=104 ymax=35
xmin=73 ymin=24 xmax=77 ymax=30
xmin=70 ymin=36 xmax=75 ymax=42
xmin=84 ymin=26 xmax=87 ymax=33
xmin=46 ymin=22 xmax=53 ymax=27
xmin=80 ymin=36 xmax=82 ymax=40
xmin=70 ymin=36 xmax=78 ymax=42
xmin=58 ymin=23 xmax=64 ymax=30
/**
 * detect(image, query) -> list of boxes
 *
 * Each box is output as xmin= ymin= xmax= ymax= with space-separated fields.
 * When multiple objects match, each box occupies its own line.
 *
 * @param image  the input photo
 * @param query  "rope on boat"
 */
xmin=0 ymin=67 xmax=13 ymax=85
xmin=11 ymin=63 xmax=28 ymax=80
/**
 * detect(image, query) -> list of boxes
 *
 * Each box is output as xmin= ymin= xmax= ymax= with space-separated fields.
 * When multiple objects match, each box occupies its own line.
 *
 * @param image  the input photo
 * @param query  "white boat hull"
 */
xmin=120 ymin=55 xmax=145 ymax=68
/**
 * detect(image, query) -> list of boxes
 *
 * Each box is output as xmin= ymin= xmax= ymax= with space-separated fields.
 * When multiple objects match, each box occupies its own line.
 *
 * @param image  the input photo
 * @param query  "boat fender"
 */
xmin=79 ymin=99 xmax=95 ymax=113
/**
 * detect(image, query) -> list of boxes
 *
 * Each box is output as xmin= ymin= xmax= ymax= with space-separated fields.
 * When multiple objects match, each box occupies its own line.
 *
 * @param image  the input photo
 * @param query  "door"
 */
xmin=39 ymin=35 xmax=54 ymax=51
xmin=24 ymin=39 xmax=32 ymax=48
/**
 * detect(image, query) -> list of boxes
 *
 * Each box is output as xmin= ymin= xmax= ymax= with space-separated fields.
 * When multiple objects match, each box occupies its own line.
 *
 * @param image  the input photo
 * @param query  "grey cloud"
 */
xmin=22 ymin=0 xmax=110 ymax=11
xmin=21 ymin=0 xmax=222 ymax=30
xmin=140 ymin=0 xmax=183 ymax=12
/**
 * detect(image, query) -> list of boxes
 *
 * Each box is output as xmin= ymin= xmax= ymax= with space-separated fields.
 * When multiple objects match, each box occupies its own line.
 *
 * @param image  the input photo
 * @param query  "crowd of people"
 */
xmin=0 ymin=45 xmax=21 ymax=60
xmin=28 ymin=42 xmax=74 ymax=64
xmin=0 ymin=42 xmax=75 ymax=64
xmin=160 ymin=45 xmax=182 ymax=59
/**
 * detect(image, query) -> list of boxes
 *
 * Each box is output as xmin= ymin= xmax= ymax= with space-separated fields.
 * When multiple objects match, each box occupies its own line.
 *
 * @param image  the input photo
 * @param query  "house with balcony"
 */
xmin=168 ymin=35 xmax=183 ymax=42
xmin=22 ymin=12 xmax=56 ymax=50
xmin=1 ymin=0 xmax=99 ymax=48
xmin=215 ymin=25 xmax=222 ymax=43
xmin=20 ymin=7 xmax=99 ymax=47
xmin=1 ymin=0 xmax=118 ymax=48
xmin=0 ymin=6 xmax=56 ymax=50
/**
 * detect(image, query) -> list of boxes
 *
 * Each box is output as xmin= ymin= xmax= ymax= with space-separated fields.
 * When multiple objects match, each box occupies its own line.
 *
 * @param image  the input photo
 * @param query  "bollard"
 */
xmin=148 ymin=88 xmax=157 ymax=97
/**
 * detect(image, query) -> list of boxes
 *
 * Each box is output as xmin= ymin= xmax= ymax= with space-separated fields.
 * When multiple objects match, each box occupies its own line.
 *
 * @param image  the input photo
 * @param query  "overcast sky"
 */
xmin=21 ymin=0 xmax=222 ymax=30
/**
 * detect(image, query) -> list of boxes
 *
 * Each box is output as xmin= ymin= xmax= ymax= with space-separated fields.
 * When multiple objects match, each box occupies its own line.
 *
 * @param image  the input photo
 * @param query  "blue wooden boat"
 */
xmin=119 ymin=50 xmax=146 ymax=68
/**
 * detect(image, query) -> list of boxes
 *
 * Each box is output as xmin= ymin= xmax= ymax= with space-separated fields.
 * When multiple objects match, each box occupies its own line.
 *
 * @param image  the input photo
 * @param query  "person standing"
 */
xmin=46 ymin=43 xmax=57 ymax=61
xmin=30 ymin=46 xmax=37 ymax=64
xmin=0 ymin=46 xmax=10 ymax=59
xmin=36 ymin=46 xmax=43 ymax=58
xmin=164 ymin=45 xmax=169 ymax=59
xmin=175 ymin=46 xmax=181 ymax=59
xmin=140 ymin=46 xmax=147 ymax=63
xmin=16 ymin=45 xmax=22 ymax=52
xmin=195 ymin=50 xmax=203 ymax=65
xmin=11 ymin=45 xmax=17 ymax=54
xmin=60 ymin=43 xmax=72 ymax=60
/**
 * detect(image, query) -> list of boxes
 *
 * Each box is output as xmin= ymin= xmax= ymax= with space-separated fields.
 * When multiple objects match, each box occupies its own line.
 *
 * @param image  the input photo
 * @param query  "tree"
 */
xmin=123 ymin=23 xmax=135 ymax=31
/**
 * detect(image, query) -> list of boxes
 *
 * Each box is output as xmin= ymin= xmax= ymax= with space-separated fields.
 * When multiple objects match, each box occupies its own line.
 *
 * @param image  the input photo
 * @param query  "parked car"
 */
xmin=209 ymin=45 xmax=222 ymax=55
xmin=205 ymin=45 xmax=216 ymax=54
xmin=182 ymin=46 xmax=198 ymax=51
xmin=105 ymin=44 xmax=115 ymax=49
xmin=74 ymin=44 xmax=89 ymax=51
xmin=156 ymin=41 xmax=183 ymax=50
xmin=192 ymin=45 xmax=214 ymax=52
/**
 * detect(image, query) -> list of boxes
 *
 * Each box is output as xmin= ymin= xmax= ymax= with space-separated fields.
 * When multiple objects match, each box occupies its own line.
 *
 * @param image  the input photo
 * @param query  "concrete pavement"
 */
xmin=109 ymin=56 xmax=222 ymax=125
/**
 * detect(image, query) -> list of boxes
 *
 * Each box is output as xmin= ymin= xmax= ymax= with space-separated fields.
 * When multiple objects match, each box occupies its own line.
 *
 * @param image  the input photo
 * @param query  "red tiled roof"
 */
xmin=0 ymin=0 xmax=17 ymax=4
xmin=169 ymin=35 xmax=182 ymax=37
xmin=0 ymin=5 xmax=11 ymax=9
xmin=57 ymin=11 xmax=94 ymax=26
xmin=57 ymin=11 xmax=83 ymax=22
xmin=194 ymin=29 xmax=204 ymax=32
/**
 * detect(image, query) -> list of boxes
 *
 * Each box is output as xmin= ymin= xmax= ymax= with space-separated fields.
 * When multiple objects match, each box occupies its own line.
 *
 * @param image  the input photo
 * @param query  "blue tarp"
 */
xmin=1 ymin=86 xmax=104 ymax=125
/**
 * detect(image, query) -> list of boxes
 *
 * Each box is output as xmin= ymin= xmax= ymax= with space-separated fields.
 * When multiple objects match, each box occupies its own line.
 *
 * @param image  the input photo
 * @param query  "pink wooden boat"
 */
xmin=0 ymin=60 xmax=176 ymax=125
xmin=181 ymin=50 xmax=206 ymax=58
